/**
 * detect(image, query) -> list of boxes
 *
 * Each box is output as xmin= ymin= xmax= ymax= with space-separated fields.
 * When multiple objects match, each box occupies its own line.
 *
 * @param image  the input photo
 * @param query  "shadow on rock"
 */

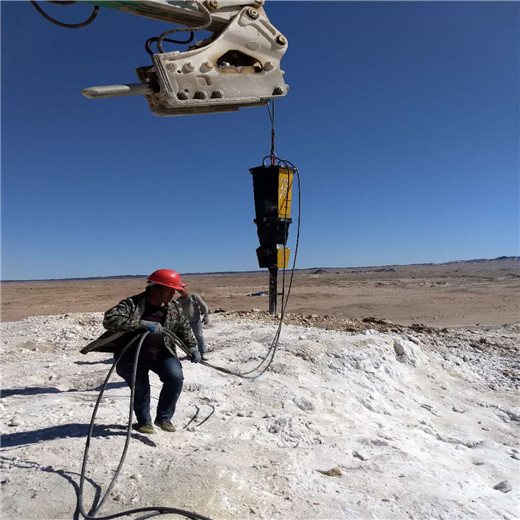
xmin=0 ymin=454 xmax=101 ymax=520
xmin=1 ymin=386 xmax=61 ymax=398
xmin=74 ymin=359 xmax=113 ymax=366
xmin=1 ymin=423 xmax=157 ymax=448
xmin=90 ymin=381 xmax=126 ymax=392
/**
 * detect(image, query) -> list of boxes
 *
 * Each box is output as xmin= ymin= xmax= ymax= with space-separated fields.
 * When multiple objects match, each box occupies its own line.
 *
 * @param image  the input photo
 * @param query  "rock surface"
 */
xmin=1 ymin=312 xmax=519 ymax=519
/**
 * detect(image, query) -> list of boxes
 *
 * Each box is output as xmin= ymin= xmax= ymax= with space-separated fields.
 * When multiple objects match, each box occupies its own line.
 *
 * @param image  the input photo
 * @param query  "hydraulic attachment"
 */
xmin=250 ymin=164 xmax=294 ymax=314
xmin=79 ymin=1 xmax=289 ymax=116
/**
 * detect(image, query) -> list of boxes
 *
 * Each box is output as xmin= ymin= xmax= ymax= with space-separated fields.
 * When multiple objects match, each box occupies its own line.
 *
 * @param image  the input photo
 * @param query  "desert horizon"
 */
xmin=1 ymin=256 xmax=518 ymax=327
xmin=2 ymin=255 xmax=517 ymax=283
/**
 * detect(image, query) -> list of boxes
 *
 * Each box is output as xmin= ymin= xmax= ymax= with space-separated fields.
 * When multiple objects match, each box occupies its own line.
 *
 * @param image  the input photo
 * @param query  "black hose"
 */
xmin=78 ymin=331 xmax=212 ymax=520
xmin=30 ymin=0 xmax=99 ymax=29
xmin=77 ymin=156 xmax=300 ymax=516
xmin=145 ymin=33 xmax=195 ymax=56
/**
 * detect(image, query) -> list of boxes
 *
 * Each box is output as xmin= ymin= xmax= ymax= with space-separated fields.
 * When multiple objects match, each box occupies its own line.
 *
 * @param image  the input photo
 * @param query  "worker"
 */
xmin=177 ymin=286 xmax=210 ymax=360
xmin=81 ymin=269 xmax=200 ymax=435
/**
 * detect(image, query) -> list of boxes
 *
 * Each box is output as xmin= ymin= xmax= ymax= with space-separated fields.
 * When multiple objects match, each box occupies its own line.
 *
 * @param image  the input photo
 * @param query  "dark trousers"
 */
xmin=116 ymin=356 xmax=184 ymax=425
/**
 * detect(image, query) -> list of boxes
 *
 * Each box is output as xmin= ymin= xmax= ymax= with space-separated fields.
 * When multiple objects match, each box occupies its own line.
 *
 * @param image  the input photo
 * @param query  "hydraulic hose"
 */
xmin=78 ymin=330 xmax=212 ymax=520
xmin=77 ymin=153 xmax=300 ymax=519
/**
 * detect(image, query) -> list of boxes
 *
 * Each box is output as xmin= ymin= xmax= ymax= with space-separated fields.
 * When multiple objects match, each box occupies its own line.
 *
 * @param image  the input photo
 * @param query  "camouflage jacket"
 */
xmin=81 ymin=292 xmax=197 ymax=357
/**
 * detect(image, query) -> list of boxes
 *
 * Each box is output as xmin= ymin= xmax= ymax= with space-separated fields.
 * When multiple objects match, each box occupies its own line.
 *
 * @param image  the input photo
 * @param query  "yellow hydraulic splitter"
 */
xmin=250 ymin=164 xmax=294 ymax=315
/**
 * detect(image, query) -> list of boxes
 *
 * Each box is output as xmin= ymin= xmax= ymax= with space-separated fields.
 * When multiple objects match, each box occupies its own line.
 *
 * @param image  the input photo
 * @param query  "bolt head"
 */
xmin=194 ymin=91 xmax=208 ymax=100
xmin=183 ymin=61 xmax=196 ymax=72
xmin=247 ymin=7 xmax=259 ymax=19
xmin=177 ymin=91 xmax=189 ymax=100
xmin=273 ymin=86 xmax=285 ymax=96
xmin=206 ymin=0 xmax=219 ymax=10
xmin=202 ymin=61 xmax=214 ymax=71
xmin=211 ymin=89 xmax=224 ymax=99
xmin=166 ymin=62 xmax=178 ymax=72
xmin=276 ymin=35 xmax=287 ymax=46
xmin=264 ymin=61 xmax=275 ymax=71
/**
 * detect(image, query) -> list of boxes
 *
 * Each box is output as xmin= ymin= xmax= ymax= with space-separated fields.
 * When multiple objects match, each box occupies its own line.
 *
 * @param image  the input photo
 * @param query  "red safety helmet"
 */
xmin=147 ymin=269 xmax=185 ymax=290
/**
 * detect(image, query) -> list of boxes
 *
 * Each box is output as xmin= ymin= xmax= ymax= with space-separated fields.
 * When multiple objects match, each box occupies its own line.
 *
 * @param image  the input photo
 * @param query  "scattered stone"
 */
xmin=452 ymin=407 xmax=465 ymax=413
xmin=317 ymin=467 xmax=342 ymax=477
xmin=353 ymin=450 xmax=368 ymax=461
xmin=8 ymin=417 xmax=21 ymax=427
xmin=393 ymin=340 xmax=419 ymax=366
xmin=393 ymin=341 xmax=406 ymax=357
xmin=493 ymin=481 xmax=512 ymax=493
xmin=293 ymin=397 xmax=315 ymax=412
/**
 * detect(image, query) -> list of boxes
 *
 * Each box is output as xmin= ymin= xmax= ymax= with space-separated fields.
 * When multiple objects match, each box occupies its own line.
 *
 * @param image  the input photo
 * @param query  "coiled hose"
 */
xmin=78 ymin=330 xmax=212 ymax=520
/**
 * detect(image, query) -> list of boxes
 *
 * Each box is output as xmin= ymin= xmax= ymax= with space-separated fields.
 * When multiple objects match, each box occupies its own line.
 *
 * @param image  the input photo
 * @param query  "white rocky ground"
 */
xmin=1 ymin=313 xmax=519 ymax=520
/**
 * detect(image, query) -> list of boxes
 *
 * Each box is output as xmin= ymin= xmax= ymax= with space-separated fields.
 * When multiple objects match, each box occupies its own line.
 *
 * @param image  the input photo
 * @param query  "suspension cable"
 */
xmin=267 ymin=100 xmax=276 ymax=162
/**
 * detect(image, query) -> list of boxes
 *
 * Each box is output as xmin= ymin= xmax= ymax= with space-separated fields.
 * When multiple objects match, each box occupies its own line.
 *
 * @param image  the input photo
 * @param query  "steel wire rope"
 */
xmin=78 ymin=331 xmax=212 ymax=520
xmin=30 ymin=0 xmax=99 ymax=29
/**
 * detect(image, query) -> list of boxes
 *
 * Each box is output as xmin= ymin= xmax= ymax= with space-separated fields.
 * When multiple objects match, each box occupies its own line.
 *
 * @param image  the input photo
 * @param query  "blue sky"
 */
xmin=2 ymin=1 xmax=518 ymax=280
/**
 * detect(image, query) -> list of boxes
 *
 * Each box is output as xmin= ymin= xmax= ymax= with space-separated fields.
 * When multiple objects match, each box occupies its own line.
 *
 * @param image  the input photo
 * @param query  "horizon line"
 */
xmin=1 ymin=256 xmax=517 ymax=283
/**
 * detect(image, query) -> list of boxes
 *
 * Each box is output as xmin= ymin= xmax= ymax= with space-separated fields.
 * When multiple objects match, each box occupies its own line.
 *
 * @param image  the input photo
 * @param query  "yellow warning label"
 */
xmin=278 ymin=168 xmax=293 ymax=219
xmin=277 ymin=247 xmax=291 ymax=269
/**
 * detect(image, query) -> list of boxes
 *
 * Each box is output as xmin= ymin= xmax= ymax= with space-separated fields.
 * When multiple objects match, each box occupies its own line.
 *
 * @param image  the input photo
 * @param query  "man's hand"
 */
xmin=140 ymin=320 xmax=163 ymax=334
xmin=189 ymin=348 xmax=202 ymax=363
xmin=203 ymin=315 xmax=209 ymax=326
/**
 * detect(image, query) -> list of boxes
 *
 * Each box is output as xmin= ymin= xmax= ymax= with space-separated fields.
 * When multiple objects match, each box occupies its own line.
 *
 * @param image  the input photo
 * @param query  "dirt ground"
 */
xmin=1 ymin=258 xmax=519 ymax=520
xmin=2 ymin=258 xmax=518 ymax=328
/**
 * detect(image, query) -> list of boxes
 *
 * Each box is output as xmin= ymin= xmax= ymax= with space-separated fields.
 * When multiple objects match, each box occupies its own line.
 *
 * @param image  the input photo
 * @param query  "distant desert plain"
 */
xmin=2 ymin=257 xmax=519 ymax=328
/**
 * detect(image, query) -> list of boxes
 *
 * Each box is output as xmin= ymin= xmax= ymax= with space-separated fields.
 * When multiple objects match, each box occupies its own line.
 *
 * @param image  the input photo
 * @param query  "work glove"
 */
xmin=189 ymin=348 xmax=202 ymax=364
xmin=140 ymin=320 xmax=163 ymax=334
xmin=203 ymin=315 xmax=209 ymax=326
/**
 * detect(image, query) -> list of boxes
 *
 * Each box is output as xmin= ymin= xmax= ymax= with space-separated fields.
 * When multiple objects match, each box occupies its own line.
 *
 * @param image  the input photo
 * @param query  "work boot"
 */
xmin=201 ymin=354 xmax=209 ymax=361
xmin=133 ymin=423 xmax=155 ymax=434
xmin=154 ymin=420 xmax=177 ymax=432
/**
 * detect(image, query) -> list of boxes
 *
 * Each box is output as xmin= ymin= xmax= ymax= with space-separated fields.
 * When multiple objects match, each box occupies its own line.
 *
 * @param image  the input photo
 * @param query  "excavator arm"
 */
xmin=58 ymin=0 xmax=289 ymax=116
